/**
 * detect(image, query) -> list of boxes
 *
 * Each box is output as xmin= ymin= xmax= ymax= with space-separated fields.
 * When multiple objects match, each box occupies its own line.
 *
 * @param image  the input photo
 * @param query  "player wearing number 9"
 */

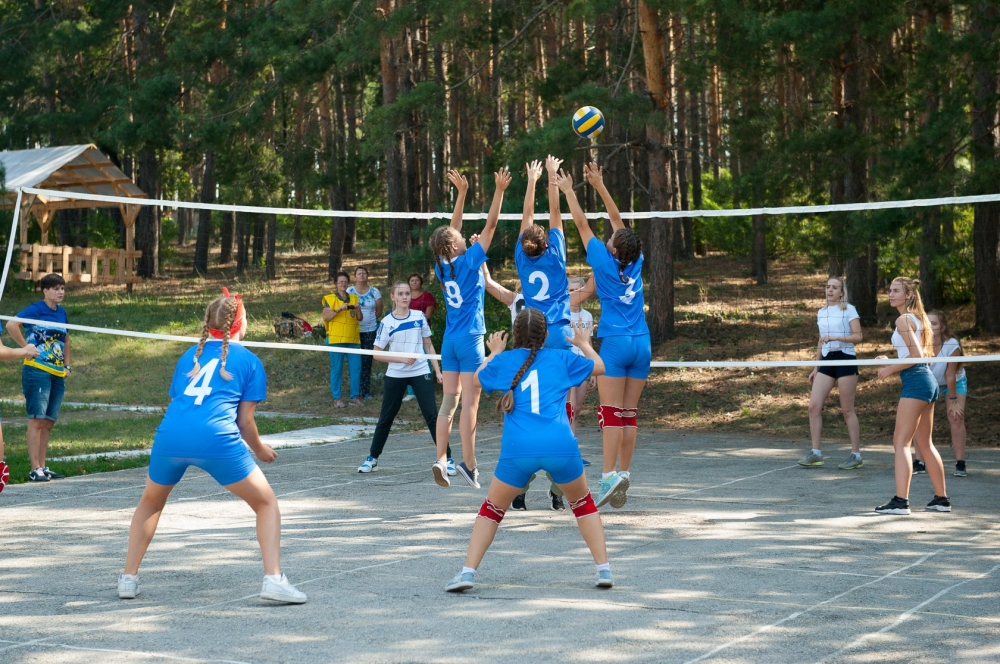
xmin=444 ymin=308 xmax=613 ymax=593
xmin=118 ymin=290 xmax=307 ymax=604
xmin=428 ymin=167 xmax=511 ymax=490
xmin=514 ymin=156 xmax=573 ymax=351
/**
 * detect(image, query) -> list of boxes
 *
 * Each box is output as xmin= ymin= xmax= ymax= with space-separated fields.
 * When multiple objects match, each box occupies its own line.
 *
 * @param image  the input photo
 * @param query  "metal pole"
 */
xmin=0 ymin=188 xmax=24 ymax=304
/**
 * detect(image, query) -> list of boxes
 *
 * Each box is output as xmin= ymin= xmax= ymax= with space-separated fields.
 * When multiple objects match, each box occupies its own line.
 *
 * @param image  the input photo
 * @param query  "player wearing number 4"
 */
xmin=445 ymin=309 xmax=612 ymax=593
xmin=118 ymin=290 xmax=307 ymax=604
xmin=428 ymin=167 xmax=511 ymax=489
xmin=557 ymin=163 xmax=650 ymax=510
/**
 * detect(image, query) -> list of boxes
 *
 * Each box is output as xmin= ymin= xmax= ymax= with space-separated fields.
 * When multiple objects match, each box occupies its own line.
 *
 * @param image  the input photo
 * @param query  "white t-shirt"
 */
xmin=348 ymin=286 xmax=382 ymax=333
xmin=373 ymin=310 xmax=432 ymax=378
xmin=569 ymin=308 xmax=594 ymax=357
xmin=891 ymin=313 xmax=923 ymax=359
xmin=931 ymin=337 xmax=966 ymax=385
xmin=817 ymin=304 xmax=860 ymax=356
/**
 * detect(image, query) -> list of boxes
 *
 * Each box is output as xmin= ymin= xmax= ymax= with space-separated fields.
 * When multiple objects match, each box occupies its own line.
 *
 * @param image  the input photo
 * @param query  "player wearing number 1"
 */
xmin=429 ymin=167 xmax=511 ymax=489
xmin=117 ymin=290 xmax=306 ymax=604
xmin=444 ymin=308 xmax=612 ymax=592
xmin=557 ymin=163 xmax=651 ymax=510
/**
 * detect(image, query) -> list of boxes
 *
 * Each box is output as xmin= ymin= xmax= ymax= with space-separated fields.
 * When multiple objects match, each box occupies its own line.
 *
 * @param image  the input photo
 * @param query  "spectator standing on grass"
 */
xmin=0 ymin=342 xmax=41 ymax=494
xmin=799 ymin=276 xmax=864 ymax=470
xmin=928 ymin=310 xmax=969 ymax=477
xmin=349 ymin=266 xmax=382 ymax=400
xmin=6 ymin=273 xmax=71 ymax=483
xmin=323 ymin=271 xmax=363 ymax=407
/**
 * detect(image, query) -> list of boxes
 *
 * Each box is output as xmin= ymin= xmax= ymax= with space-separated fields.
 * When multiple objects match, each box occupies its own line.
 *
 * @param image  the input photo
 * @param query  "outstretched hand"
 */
xmin=447 ymin=169 xmax=469 ymax=193
xmin=526 ymin=160 xmax=543 ymax=182
xmin=566 ymin=320 xmax=593 ymax=349
xmin=468 ymin=233 xmax=480 ymax=246
xmin=584 ymin=162 xmax=605 ymax=188
xmin=494 ymin=167 xmax=512 ymax=191
xmin=486 ymin=330 xmax=509 ymax=355
xmin=545 ymin=154 xmax=563 ymax=177
xmin=553 ymin=169 xmax=574 ymax=193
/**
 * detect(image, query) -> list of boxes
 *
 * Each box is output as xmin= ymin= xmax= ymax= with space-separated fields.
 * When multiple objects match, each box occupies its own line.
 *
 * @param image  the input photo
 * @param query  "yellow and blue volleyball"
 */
xmin=572 ymin=106 xmax=605 ymax=139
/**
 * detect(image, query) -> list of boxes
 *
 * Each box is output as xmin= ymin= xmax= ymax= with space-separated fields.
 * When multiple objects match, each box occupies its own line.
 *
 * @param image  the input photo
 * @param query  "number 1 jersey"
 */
xmin=153 ymin=341 xmax=268 ymax=458
xmin=478 ymin=348 xmax=594 ymax=459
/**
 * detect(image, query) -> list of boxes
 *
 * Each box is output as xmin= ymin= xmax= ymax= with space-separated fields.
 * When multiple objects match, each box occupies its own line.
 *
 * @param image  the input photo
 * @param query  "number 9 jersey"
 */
xmin=152 ymin=341 xmax=267 ymax=459
xmin=478 ymin=348 xmax=594 ymax=459
xmin=436 ymin=242 xmax=489 ymax=339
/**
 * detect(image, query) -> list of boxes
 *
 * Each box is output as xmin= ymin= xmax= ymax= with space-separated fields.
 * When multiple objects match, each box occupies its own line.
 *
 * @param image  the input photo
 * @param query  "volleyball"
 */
xmin=572 ymin=106 xmax=605 ymax=139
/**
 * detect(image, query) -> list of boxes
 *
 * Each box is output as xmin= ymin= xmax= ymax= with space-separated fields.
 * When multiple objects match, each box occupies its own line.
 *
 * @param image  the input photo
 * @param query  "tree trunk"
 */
xmin=193 ymin=150 xmax=215 ymax=276
xmin=751 ymin=214 xmax=767 ymax=285
xmin=219 ymin=211 xmax=234 ymax=264
xmin=236 ymin=211 xmax=249 ymax=277
xmin=252 ymin=214 xmax=265 ymax=266
xmin=970 ymin=3 xmax=1000 ymax=332
xmin=135 ymin=148 xmax=159 ymax=277
xmin=265 ymin=213 xmax=276 ymax=280
xmin=380 ymin=0 xmax=410 ymax=281
xmin=919 ymin=211 xmax=942 ymax=309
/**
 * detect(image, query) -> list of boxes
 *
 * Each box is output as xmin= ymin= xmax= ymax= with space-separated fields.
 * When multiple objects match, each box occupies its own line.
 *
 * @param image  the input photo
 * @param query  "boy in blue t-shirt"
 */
xmin=5 ymin=273 xmax=71 ymax=483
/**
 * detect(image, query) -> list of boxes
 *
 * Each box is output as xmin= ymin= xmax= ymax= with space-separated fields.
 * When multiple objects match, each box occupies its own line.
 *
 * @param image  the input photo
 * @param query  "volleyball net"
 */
xmin=3 ymin=185 xmax=1000 ymax=370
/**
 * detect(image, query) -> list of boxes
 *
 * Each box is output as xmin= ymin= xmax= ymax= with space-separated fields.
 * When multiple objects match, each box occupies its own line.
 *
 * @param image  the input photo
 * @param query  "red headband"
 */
xmin=208 ymin=287 xmax=245 ymax=339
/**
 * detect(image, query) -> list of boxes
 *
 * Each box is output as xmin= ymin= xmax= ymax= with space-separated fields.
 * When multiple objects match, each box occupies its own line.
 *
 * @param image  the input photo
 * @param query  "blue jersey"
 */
xmin=478 ymin=348 xmax=594 ymax=458
xmin=435 ymin=241 xmax=488 ymax=339
xmin=586 ymin=236 xmax=648 ymax=337
xmin=17 ymin=301 xmax=68 ymax=376
xmin=153 ymin=342 xmax=267 ymax=458
xmin=515 ymin=228 xmax=570 ymax=326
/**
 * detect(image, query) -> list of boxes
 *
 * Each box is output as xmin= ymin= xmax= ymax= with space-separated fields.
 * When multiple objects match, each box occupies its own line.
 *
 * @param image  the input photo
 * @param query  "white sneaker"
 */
xmin=402 ymin=394 xmax=416 ymax=402
xmin=260 ymin=574 xmax=307 ymax=604
xmin=118 ymin=573 xmax=140 ymax=599
xmin=358 ymin=456 xmax=378 ymax=473
xmin=446 ymin=458 xmax=457 ymax=476
xmin=432 ymin=460 xmax=450 ymax=487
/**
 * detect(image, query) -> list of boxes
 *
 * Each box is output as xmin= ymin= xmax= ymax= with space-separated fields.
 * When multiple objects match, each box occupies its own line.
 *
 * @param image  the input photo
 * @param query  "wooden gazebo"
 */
xmin=0 ymin=144 xmax=147 ymax=284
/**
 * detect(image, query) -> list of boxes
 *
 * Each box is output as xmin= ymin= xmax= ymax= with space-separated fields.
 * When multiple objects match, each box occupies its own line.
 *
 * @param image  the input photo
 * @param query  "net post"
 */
xmin=0 ymin=188 xmax=24 ymax=303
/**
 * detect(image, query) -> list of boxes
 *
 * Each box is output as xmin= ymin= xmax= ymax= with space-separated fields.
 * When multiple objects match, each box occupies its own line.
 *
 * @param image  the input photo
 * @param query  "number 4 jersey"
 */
xmin=478 ymin=348 xmax=594 ymax=458
xmin=586 ymin=236 xmax=648 ymax=337
xmin=153 ymin=341 xmax=267 ymax=458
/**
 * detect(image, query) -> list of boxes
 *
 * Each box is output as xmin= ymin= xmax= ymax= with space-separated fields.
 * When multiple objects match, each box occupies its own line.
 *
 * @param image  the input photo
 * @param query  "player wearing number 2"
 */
xmin=444 ymin=308 xmax=612 ymax=593
xmin=429 ymin=167 xmax=511 ymax=489
xmin=557 ymin=163 xmax=650 ymax=510
xmin=515 ymin=156 xmax=572 ymax=351
xmin=117 ymin=290 xmax=307 ymax=604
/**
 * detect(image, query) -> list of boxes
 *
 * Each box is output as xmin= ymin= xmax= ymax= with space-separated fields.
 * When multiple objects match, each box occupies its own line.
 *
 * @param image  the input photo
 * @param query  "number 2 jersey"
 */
xmin=515 ymin=228 xmax=570 ymax=327
xmin=477 ymin=348 xmax=594 ymax=459
xmin=153 ymin=341 xmax=267 ymax=458
xmin=436 ymin=241 xmax=488 ymax=339
xmin=586 ymin=236 xmax=648 ymax=337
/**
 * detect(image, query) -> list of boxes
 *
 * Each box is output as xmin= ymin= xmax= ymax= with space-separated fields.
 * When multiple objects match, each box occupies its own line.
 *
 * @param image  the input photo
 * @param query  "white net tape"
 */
xmin=4 ymin=186 xmax=997 ymax=368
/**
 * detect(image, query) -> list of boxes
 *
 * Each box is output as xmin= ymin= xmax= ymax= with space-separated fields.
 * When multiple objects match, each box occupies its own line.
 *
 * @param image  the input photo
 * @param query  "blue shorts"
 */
xmin=494 ymin=455 xmax=585 ymax=489
xmin=544 ymin=323 xmax=573 ymax=351
xmin=900 ymin=365 xmax=939 ymax=403
xmin=941 ymin=376 xmax=968 ymax=397
xmin=599 ymin=334 xmax=651 ymax=379
xmin=148 ymin=450 xmax=258 ymax=487
xmin=22 ymin=365 xmax=66 ymax=421
xmin=441 ymin=334 xmax=485 ymax=373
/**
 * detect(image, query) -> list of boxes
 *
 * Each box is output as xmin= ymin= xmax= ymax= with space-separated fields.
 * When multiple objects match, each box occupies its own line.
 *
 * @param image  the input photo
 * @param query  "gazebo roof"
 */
xmin=0 ymin=144 xmax=146 ymax=210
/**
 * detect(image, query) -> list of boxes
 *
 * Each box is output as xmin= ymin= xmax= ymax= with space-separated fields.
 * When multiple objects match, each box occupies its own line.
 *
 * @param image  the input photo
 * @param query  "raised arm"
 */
xmin=545 ymin=155 xmax=564 ymax=233
xmin=569 ymin=275 xmax=596 ymax=307
xmin=520 ymin=160 xmax=543 ymax=234
xmin=447 ymin=169 xmax=469 ymax=231
xmin=474 ymin=167 xmax=511 ymax=253
xmin=481 ymin=264 xmax=516 ymax=306
xmin=584 ymin=163 xmax=623 ymax=232
xmin=554 ymin=170 xmax=595 ymax=248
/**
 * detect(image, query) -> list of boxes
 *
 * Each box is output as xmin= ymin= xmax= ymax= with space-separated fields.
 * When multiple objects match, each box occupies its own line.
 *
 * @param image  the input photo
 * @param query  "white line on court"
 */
xmin=813 ymin=563 xmax=1000 ymax=664
xmin=0 ymin=639 xmax=249 ymax=663
xmin=666 ymin=464 xmax=799 ymax=498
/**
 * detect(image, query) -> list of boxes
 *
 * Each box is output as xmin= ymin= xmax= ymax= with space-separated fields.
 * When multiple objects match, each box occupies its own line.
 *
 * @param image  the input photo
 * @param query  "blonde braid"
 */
xmin=218 ymin=297 xmax=238 ymax=381
xmin=188 ymin=319 xmax=212 ymax=378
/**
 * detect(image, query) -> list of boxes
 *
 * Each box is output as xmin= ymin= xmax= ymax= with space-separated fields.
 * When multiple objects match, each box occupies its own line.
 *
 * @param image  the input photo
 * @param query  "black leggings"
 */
xmin=359 ymin=330 xmax=377 ymax=397
xmin=369 ymin=373 xmax=450 ymax=459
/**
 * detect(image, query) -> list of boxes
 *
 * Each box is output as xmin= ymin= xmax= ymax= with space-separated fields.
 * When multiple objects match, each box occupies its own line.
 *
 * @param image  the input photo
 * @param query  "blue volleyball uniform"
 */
xmin=586 ymin=236 xmax=651 ymax=378
xmin=436 ymin=241 xmax=488 ymax=371
xmin=149 ymin=341 xmax=267 ymax=486
xmin=478 ymin=348 xmax=594 ymax=487
xmin=516 ymin=228 xmax=572 ymax=350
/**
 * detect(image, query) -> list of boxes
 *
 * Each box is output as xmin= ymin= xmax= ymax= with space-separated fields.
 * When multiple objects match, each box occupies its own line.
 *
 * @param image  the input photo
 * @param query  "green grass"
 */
xmin=1 ymin=414 xmax=345 ymax=485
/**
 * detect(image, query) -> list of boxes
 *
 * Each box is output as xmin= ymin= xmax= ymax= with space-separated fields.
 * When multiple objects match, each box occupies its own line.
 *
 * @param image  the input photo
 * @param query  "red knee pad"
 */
xmin=622 ymin=407 xmax=637 ymax=428
xmin=565 ymin=401 xmax=575 ymax=425
xmin=596 ymin=404 xmax=624 ymax=430
xmin=570 ymin=493 xmax=598 ymax=518
xmin=477 ymin=499 xmax=505 ymax=525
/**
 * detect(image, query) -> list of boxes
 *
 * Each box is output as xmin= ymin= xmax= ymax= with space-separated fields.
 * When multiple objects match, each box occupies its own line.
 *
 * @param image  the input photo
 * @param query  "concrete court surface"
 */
xmin=1 ymin=425 xmax=998 ymax=664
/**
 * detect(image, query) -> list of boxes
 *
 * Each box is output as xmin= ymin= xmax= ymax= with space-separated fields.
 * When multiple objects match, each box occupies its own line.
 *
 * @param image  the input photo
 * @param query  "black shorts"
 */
xmin=817 ymin=350 xmax=859 ymax=380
